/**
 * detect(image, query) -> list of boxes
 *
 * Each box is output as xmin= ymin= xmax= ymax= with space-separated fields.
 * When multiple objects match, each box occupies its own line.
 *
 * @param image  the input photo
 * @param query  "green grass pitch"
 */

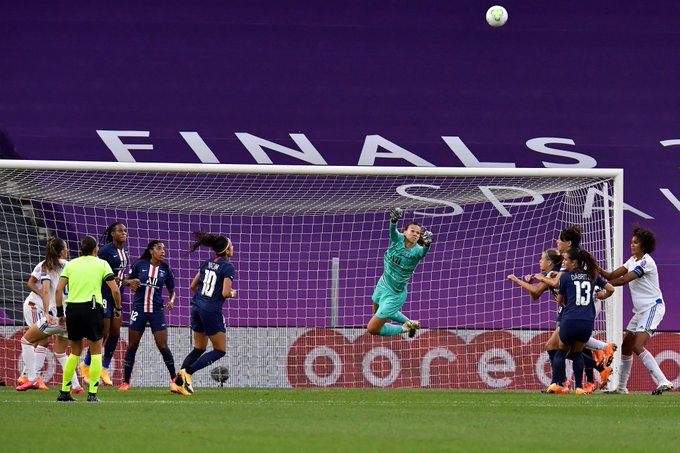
xmin=2 ymin=387 xmax=680 ymax=452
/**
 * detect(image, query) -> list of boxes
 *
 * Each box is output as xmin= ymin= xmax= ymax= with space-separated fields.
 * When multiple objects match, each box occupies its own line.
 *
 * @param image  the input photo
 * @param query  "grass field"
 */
xmin=2 ymin=387 xmax=680 ymax=452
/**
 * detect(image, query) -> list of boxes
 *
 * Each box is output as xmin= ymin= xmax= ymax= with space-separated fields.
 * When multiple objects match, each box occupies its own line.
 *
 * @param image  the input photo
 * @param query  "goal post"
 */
xmin=0 ymin=160 xmax=623 ymax=390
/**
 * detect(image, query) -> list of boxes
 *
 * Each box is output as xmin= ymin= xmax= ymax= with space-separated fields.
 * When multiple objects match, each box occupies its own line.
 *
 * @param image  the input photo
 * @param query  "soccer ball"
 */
xmin=210 ymin=365 xmax=230 ymax=383
xmin=486 ymin=5 xmax=508 ymax=27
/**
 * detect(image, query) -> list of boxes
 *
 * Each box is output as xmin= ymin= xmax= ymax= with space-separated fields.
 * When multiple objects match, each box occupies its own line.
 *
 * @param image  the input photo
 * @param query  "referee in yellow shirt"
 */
xmin=55 ymin=235 xmax=121 ymax=402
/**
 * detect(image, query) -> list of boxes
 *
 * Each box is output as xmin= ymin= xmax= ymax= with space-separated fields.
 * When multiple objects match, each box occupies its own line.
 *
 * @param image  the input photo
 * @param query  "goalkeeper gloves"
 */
xmin=390 ymin=207 xmax=404 ymax=223
xmin=422 ymin=230 xmax=433 ymax=246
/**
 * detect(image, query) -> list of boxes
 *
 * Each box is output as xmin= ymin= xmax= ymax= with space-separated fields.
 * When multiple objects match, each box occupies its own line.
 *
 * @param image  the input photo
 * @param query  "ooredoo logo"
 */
xmin=287 ymin=329 xmax=680 ymax=390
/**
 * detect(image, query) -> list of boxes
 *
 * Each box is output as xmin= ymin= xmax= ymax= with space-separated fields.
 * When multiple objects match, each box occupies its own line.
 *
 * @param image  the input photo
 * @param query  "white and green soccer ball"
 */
xmin=486 ymin=5 xmax=508 ymax=27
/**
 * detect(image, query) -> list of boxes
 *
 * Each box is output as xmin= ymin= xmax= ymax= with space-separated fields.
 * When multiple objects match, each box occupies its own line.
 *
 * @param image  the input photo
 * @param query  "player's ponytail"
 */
xmin=565 ymin=248 xmax=599 ymax=280
xmin=189 ymin=231 xmax=231 ymax=256
xmin=43 ymin=237 xmax=66 ymax=273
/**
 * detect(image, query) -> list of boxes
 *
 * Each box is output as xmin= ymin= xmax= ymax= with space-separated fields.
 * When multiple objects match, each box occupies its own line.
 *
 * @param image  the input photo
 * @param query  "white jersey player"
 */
xmin=23 ymin=259 xmax=67 ymax=326
xmin=599 ymin=225 xmax=673 ymax=395
xmin=16 ymin=238 xmax=83 ymax=393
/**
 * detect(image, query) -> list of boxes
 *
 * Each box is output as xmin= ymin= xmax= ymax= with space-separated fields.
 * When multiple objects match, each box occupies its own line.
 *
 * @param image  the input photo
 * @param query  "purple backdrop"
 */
xmin=1 ymin=1 xmax=679 ymax=328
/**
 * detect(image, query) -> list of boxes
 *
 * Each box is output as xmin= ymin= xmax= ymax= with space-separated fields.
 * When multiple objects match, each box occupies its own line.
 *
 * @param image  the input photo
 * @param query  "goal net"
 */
xmin=0 ymin=162 xmax=623 ymax=390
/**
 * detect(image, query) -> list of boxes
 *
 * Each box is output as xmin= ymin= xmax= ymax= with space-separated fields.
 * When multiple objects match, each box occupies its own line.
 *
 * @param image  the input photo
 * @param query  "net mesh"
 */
xmin=0 ymin=166 xmax=618 ymax=389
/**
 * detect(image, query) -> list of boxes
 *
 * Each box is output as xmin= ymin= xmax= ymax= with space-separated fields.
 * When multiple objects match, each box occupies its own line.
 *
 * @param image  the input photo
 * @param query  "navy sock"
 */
xmin=185 ymin=350 xmax=226 ymax=375
xmin=103 ymin=335 xmax=119 ymax=368
xmin=552 ymin=350 xmax=567 ymax=385
xmin=582 ymin=349 xmax=595 ymax=383
xmin=572 ymin=352 xmax=585 ymax=389
xmin=84 ymin=349 xmax=91 ymax=367
xmin=181 ymin=348 xmax=205 ymax=370
xmin=123 ymin=349 xmax=137 ymax=384
xmin=160 ymin=348 xmax=176 ymax=379
xmin=547 ymin=350 xmax=557 ymax=381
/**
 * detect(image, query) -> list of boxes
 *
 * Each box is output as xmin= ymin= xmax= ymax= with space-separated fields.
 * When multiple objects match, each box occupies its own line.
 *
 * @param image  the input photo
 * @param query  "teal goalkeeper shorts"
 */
xmin=372 ymin=280 xmax=407 ymax=319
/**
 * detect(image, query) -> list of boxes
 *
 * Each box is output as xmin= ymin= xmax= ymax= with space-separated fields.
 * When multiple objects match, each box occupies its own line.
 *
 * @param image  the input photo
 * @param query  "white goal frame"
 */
xmin=0 ymin=160 xmax=624 ymax=389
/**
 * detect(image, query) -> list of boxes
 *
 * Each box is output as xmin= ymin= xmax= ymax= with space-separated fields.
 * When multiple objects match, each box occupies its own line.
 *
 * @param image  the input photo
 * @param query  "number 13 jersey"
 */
xmin=558 ymin=271 xmax=607 ymax=322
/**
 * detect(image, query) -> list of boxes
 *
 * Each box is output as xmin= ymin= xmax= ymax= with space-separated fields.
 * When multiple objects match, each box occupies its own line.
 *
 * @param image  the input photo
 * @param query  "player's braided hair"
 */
xmin=43 ymin=237 xmax=66 ymax=273
xmin=189 ymin=231 xmax=231 ymax=256
xmin=101 ymin=222 xmax=124 ymax=245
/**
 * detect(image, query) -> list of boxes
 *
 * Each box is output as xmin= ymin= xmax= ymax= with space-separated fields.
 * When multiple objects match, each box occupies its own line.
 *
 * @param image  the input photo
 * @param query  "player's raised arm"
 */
xmin=421 ymin=230 xmax=433 ymax=247
xmin=390 ymin=207 xmax=403 ymax=224
xmin=389 ymin=207 xmax=403 ymax=243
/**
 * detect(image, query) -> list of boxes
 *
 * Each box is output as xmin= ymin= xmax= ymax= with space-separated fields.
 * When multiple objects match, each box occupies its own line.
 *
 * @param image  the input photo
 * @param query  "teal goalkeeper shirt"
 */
xmin=380 ymin=222 xmax=429 ymax=293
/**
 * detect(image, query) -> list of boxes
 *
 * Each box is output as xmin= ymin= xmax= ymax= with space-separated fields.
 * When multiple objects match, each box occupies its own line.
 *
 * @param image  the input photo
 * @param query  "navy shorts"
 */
xmin=190 ymin=305 xmax=226 ymax=336
xmin=555 ymin=305 xmax=563 ymax=325
xmin=129 ymin=309 xmax=167 ymax=333
xmin=102 ymin=296 xmax=114 ymax=319
xmin=558 ymin=319 xmax=593 ymax=345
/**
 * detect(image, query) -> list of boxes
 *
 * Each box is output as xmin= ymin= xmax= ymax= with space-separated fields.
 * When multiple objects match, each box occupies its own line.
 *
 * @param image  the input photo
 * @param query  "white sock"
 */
xmin=585 ymin=337 xmax=607 ymax=350
xmin=20 ymin=338 xmax=37 ymax=382
xmin=56 ymin=352 xmax=81 ymax=389
xmin=618 ymin=354 xmax=633 ymax=389
xmin=34 ymin=345 xmax=48 ymax=378
xmin=639 ymin=349 xmax=670 ymax=386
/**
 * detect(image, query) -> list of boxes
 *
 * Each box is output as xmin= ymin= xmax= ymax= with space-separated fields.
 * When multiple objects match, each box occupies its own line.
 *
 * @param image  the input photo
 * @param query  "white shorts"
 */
xmin=626 ymin=302 xmax=665 ymax=334
xmin=23 ymin=300 xmax=44 ymax=327
xmin=35 ymin=313 xmax=68 ymax=338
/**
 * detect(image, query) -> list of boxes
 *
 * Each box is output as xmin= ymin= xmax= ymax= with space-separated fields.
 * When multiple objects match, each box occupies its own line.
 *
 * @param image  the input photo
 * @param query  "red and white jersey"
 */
xmin=24 ymin=259 xmax=68 ymax=312
xmin=130 ymin=259 xmax=175 ymax=313
xmin=624 ymin=253 xmax=664 ymax=314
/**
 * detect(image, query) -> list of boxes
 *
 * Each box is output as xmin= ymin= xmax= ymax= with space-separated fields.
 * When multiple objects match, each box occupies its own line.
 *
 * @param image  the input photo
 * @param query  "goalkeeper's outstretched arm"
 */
xmin=390 ymin=207 xmax=403 ymax=224
xmin=422 ymin=230 xmax=433 ymax=247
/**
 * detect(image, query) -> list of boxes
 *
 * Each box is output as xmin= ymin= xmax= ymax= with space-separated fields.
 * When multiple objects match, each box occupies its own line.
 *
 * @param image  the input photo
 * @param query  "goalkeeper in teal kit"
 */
xmin=366 ymin=208 xmax=433 ymax=338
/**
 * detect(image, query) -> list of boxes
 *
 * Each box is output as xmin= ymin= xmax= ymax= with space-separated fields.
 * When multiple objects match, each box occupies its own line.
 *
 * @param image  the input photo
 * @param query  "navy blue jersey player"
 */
xmin=175 ymin=232 xmax=237 ymax=395
xmin=119 ymin=241 xmax=182 ymax=393
xmin=549 ymin=248 xmax=614 ymax=395
xmin=80 ymin=222 xmax=140 ymax=386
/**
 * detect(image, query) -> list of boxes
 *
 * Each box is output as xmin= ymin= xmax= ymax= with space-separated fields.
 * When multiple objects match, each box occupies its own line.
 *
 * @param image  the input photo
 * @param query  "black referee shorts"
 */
xmin=65 ymin=303 xmax=104 ymax=342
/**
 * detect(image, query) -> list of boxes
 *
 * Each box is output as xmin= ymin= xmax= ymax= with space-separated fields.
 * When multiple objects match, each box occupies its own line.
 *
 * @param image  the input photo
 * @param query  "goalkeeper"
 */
xmin=366 ymin=208 xmax=433 ymax=338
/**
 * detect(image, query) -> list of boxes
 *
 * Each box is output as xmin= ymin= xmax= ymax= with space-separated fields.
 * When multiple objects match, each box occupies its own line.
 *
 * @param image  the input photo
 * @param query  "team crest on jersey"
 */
xmin=640 ymin=259 xmax=647 ymax=267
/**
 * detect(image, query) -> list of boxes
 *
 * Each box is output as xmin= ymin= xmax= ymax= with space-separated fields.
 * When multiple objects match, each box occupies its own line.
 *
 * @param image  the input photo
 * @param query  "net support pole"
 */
xmin=330 ymin=257 xmax=340 ymax=327
xmin=602 ymin=182 xmax=615 ymax=350
xmin=609 ymin=170 xmax=625 ymax=385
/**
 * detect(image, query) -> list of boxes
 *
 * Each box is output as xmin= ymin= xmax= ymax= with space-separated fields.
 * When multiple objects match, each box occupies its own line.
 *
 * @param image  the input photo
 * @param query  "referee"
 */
xmin=55 ymin=235 xmax=121 ymax=402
